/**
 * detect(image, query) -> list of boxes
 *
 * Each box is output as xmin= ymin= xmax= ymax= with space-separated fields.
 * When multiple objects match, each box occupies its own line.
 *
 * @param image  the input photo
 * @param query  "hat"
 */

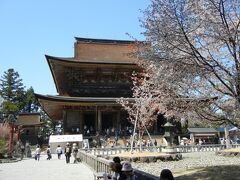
xmin=121 ymin=162 xmax=133 ymax=171
xmin=66 ymin=143 xmax=69 ymax=145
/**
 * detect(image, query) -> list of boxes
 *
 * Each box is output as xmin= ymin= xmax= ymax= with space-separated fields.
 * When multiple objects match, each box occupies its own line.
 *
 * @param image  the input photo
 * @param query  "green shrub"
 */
xmin=0 ymin=138 xmax=8 ymax=158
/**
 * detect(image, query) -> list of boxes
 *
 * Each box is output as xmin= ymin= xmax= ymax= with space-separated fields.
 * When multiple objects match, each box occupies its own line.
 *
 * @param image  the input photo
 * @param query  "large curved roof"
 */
xmin=35 ymin=94 xmax=133 ymax=120
xmin=46 ymin=55 xmax=138 ymax=95
xmin=45 ymin=55 xmax=136 ymax=66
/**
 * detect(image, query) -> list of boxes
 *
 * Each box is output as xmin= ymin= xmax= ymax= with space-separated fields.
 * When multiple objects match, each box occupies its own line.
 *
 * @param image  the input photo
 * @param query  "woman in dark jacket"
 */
xmin=64 ymin=143 xmax=72 ymax=163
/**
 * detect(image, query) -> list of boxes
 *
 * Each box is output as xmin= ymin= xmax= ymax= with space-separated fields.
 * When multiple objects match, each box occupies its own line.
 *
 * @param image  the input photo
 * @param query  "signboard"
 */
xmin=49 ymin=134 xmax=83 ymax=143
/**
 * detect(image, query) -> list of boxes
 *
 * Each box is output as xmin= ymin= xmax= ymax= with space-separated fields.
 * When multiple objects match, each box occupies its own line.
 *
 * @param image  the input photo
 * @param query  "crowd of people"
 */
xmin=103 ymin=156 xmax=139 ymax=180
xmin=18 ymin=141 xmax=175 ymax=179
xmin=103 ymin=156 xmax=174 ymax=180
xmin=31 ymin=142 xmax=79 ymax=164
xmin=78 ymin=125 xmax=136 ymax=138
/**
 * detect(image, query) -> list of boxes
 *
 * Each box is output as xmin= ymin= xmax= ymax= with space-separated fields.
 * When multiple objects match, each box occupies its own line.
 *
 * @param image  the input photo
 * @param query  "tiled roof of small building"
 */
xmin=188 ymin=128 xmax=218 ymax=133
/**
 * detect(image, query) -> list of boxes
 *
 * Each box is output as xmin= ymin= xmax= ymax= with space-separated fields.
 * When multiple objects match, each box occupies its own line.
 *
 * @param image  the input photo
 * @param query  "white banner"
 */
xmin=49 ymin=134 xmax=83 ymax=143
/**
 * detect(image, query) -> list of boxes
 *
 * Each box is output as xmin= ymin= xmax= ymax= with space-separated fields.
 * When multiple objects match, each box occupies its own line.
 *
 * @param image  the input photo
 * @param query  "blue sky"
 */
xmin=0 ymin=0 xmax=150 ymax=95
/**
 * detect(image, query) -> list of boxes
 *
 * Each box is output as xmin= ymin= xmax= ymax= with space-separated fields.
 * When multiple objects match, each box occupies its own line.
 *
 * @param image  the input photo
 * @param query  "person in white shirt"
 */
xmin=56 ymin=145 xmax=62 ymax=159
xmin=72 ymin=143 xmax=78 ymax=163
xmin=35 ymin=145 xmax=41 ymax=161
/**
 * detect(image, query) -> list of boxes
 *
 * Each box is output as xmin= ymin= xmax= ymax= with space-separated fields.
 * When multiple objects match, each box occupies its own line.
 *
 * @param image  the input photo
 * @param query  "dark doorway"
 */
xmin=157 ymin=114 xmax=166 ymax=135
xmin=84 ymin=113 xmax=95 ymax=134
xmin=102 ymin=113 xmax=113 ymax=130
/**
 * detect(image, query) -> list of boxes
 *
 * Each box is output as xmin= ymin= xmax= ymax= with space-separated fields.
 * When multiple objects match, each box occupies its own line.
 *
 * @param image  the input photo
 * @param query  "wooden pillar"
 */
xmin=95 ymin=106 xmax=98 ymax=131
xmin=63 ymin=110 xmax=67 ymax=134
xmin=97 ymin=110 xmax=102 ymax=132
xmin=154 ymin=122 xmax=158 ymax=134
xmin=116 ymin=111 xmax=120 ymax=129
xmin=79 ymin=111 xmax=83 ymax=134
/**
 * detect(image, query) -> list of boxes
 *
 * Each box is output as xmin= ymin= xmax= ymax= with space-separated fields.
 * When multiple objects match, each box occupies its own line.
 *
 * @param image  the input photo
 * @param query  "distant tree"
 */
xmin=0 ymin=69 xmax=40 ymax=116
xmin=24 ymin=87 xmax=39 ymax=113
xmin=38 ymin=110 xmax=54 ymax=140
xmin=0 ymin=96 xmax=5 ymax=122
xmin=0 ymin=69 xmax=25 ymax=116
xmin=141 ymin=0 xmax=240 ymax=127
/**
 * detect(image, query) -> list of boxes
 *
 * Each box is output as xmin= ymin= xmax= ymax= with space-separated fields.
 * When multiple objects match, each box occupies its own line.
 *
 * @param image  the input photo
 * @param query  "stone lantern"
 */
xmin=162 ymin=122 xmax=180 ymax=157
xmin=164 ymin=122 xmax=174 ymax=146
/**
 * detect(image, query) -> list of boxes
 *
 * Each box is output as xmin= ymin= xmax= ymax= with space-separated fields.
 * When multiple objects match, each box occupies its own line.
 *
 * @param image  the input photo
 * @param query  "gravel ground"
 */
xmin=132 ymin=152 xmax=240 ymax=179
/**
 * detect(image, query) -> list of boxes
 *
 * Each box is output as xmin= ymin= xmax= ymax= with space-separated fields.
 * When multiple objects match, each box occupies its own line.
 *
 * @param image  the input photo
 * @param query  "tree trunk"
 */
xmin=130 ymin=109 xmax=139 ymax=153
xmin=8 ymin=123 xmax=14 ymax=157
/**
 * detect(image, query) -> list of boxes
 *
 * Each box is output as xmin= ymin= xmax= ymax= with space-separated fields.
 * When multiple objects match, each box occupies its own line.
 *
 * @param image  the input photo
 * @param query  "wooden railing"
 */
xmin=176 ymin=144 xmax=240 ymax=152
xmin=175 ymin=144 xmax=226 ymax=152
xmin=82 ymin=144 xmax=240 ymax=155
xmin=78 ymin=150 xmax=159 ymax=180
xmin=78 ymin=144 xmax=240 ymax=180
xmin=79 ymin=150 xmax=111 ymax=173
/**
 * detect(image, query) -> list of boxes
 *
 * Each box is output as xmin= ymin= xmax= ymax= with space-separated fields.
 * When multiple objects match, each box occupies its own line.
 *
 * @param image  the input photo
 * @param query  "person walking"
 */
xmin=56 ymin=145 xmax=62 ymax=159
xmin=72 ymin=143 xmax=78 ymax=163
xmin=46 ymin=145 xmax=52 ymax=160
xmin=64 ymin=143 xmax=72 ymax=163
xmin=35 ymin=145 xmax=41 ymax=161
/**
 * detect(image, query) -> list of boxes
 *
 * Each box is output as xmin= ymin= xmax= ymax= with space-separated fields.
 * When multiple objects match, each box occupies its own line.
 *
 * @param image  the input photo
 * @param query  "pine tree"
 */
xmin=0 ymin=69 xmax=25 ymax=116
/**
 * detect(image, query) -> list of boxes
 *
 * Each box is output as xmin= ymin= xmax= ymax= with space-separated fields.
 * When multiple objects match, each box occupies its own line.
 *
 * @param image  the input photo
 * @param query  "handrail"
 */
xmin=78 ymin=150 xmax=159 ymax=180
xmin=78 ymin=144 xmax=240 ymax=180
xmin=82 ymin=144 xmax=240 ymax=155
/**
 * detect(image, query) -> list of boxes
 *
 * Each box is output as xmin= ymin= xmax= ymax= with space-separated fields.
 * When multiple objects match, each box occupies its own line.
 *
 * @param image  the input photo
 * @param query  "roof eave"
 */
xmin=74 ymin=37 xmax=141 ymax=45
xmin=45 ymin=55 xmax=60 ymax=94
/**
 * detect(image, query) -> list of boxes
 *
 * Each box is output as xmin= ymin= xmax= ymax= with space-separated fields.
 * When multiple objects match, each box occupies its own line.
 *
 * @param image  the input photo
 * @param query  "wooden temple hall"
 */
xmin=35 ymin=37 xmax=143 ymax=135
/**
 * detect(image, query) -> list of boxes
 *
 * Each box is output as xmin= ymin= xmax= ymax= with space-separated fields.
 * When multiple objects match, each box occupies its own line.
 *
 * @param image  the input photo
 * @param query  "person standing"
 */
xmin=154 ymin=139 xmax=158 ymax=146
xmin=20 ymin=142 xmax=25 ymax=160
xmin=64 ymin=143 xmax=72 ymax=163
xmin=56 ymin=145 xmax=62 ymax=159
xmin=35 ymin=145 xmax=41 ymax=161
xmin=25 ymin=141 xmax=32 ymax=158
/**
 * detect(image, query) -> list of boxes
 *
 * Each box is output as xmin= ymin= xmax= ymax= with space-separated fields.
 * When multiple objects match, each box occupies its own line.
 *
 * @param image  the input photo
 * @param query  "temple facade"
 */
xmin=35 ymin=37 xmax=145 ymax=135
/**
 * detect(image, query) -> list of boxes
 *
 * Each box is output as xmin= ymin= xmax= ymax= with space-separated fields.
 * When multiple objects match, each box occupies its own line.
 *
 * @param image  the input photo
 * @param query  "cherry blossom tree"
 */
xmin=117 ymin=58 xmax=213 ymax=151
xmin=118 ymin=63 xmax=161 ymax=152
xmin=140 ymin=0 xmax=240 ymax=127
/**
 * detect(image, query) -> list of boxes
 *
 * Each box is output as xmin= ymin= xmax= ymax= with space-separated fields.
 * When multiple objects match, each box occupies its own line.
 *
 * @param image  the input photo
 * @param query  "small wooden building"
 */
xmin=188 ymin=128 xmax=218 ymax=144
xmin=15 ymin=113 xmax=43 ymax=144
